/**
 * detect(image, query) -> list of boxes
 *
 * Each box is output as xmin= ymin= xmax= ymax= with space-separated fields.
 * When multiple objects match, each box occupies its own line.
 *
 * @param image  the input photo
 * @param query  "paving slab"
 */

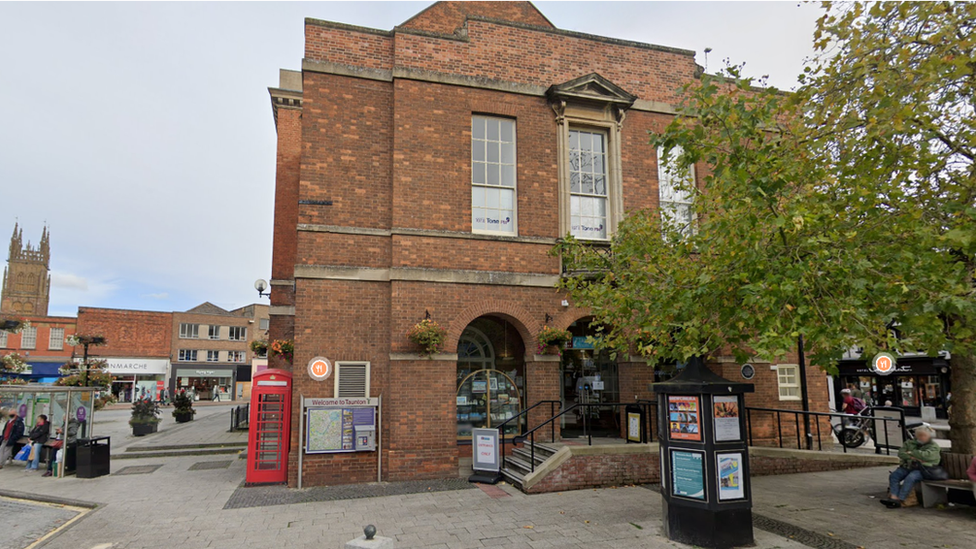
xmin=0 ymin=496 xmax=81 ymax=549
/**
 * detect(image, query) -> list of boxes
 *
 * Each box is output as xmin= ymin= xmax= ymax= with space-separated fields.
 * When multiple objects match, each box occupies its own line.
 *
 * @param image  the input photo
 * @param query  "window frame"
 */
xmin=208 ymin=325 xmax=221 ymax=340
xmin=334 ymin=361 xmax=371 ymax=398
xmin=657 ymin=145 xmax=697 ymax=236
xmin=206 ymin=350 xmax=220 ymax=362
xmin=470 ymin=115 xmax=519 ymax=237
xmin=179 ymin=323 xmax=199 ymax=339
xmin=0 ymin=330 xmax=7 ymax=348
xmin=259 ymin=318 xmax=269 ymax=331
xmin=48 ymin=327 xmax=65 ymax=351
xmin=20 ymin=327 xmax=37 ymax=349
xmin=568 ymin=127 xmax=612 ymax=241
xmin=228 ymin=326 xmax=246 ymax=342
xmin=228 ymin=351 xmax=245 ymax=363
xmin=178 ymin=349 xmax=198 ymax=362
xmin=775 ymin=364 xmax=801 ymax=401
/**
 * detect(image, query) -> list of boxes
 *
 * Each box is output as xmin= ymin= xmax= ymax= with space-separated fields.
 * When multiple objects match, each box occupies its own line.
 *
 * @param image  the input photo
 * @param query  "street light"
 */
xmin=75 ymin=335 xmax=107 ymax=387
xmin=254 ymin=279 xmax=270 ymax=298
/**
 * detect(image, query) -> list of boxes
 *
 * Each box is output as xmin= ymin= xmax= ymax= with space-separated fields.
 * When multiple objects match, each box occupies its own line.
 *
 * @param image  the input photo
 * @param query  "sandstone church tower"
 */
xmin=1 ymin=223 xmax=51 ymax=316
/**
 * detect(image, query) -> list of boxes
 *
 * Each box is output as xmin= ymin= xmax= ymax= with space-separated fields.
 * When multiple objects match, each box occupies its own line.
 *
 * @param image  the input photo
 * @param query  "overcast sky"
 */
xmin=0 ymin=1 xmax=822 ymax=317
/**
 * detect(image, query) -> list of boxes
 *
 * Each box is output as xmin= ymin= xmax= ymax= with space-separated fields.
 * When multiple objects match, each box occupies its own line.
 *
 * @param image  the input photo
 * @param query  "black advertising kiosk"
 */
xmin=652 ymin=357 xmax=755 ymax=549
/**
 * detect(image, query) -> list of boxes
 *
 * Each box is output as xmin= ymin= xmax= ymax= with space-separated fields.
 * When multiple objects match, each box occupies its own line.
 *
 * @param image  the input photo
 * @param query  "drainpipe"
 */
xmin=798 ymin=335 xmax=812 ymax=450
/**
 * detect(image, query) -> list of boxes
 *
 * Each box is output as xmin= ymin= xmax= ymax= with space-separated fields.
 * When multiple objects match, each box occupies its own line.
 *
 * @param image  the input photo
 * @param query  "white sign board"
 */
xmin=472 ymin=428 xmax=500 ymax=472
xmin=103 ymin=358 xmax=170 ymax=375
xmin=305 ymin=397 xmax=378 ymax=408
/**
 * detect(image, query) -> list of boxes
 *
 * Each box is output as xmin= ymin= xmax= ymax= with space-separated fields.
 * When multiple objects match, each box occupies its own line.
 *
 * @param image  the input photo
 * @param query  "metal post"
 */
xmin=82 ymin=342 xmax=90 ymax=387
xmin=377 ymin=394 xmax=382 ymax=483
xmin=298 ymin=395 xmax=304 ymax=489
xmin=797 ymin=335 xmax=813 ymax=450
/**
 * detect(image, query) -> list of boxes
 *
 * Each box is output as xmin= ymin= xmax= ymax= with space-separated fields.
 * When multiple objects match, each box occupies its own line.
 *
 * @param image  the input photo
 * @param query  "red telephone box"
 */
xmin=246 ymin=369 xmax=292 ymax=485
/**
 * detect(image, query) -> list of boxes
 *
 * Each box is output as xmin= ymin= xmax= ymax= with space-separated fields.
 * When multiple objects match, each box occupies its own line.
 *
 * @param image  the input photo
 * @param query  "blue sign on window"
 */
xmin=571 ymin=337 xmax=594 ymax=349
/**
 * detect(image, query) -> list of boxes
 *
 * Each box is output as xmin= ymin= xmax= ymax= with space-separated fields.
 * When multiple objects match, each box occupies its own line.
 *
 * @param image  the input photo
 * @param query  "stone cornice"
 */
xmin=294 ymin=265 xmax=560 ymax=288
xmin=297 ymin=223 xmax=558 ymax=245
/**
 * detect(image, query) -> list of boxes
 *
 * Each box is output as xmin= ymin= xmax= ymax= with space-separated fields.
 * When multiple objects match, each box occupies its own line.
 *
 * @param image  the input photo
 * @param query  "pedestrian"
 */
xmin=43 ymin=427 xmax=64 ymax=478
xmin=848 ymin=383 xmax=864 ymax=400
xmin=26 ymin=414 xmax=50 ymax=472
xmin=839 ymin=388 xmax=866 ymax=415
xmin=0 ymin=408 xmax=25 ymax=469
xmin=882 ymin=426 xmax=942 ymax=508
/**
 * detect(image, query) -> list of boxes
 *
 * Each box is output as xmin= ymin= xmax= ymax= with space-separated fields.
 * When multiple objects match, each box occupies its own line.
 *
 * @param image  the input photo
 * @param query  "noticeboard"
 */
xmin=304 ymin=397 xmax=378 ymax=454
xmin=713 ymin=395 xmax=741 ymax=442
xmin=671 ymin=449 xmax=706 ymax=501
xmin=716 ymin=452 xmax=745 ymax=501
xmin=668 ymin=396 xmax=702 ymax=442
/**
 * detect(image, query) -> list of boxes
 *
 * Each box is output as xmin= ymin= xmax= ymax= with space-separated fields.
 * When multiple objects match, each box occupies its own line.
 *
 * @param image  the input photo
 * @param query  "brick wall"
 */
xmin=0 ymin=315 xmax=77 ymax=361
xmin=76 ymin=307 xmax=172 ymax=358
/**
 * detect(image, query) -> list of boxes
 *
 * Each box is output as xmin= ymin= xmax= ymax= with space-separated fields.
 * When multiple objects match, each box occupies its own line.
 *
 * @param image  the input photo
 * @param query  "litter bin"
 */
xmin=76 ymin=437 xmax=110 ymax=478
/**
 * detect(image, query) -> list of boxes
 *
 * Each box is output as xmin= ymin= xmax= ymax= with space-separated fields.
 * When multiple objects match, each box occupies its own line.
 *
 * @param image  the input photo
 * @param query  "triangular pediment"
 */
xmin=546 ymin=73 xmax=637 ymax=107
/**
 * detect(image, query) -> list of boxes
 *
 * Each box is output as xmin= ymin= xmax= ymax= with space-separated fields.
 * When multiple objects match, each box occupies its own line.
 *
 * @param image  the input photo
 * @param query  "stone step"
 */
xmin=512 ymin=447 xmax=548 ymax=465
xmin=113 ymin=447 xmax=244 ymax=460
xmin=125 ymin=442 xmax=246 ymax=453
xmin=502 ymin=455 xmax=536 ymax=476
xmin=500 ymin=467 xmax=525 ymax=489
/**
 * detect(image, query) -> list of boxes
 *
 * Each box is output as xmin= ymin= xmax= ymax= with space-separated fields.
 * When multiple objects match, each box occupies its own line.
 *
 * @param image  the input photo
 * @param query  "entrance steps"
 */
xmin=500 ymin=442 xmax=560 ymax=490
xmin=115 ymin=442 xmax=247 ymax=460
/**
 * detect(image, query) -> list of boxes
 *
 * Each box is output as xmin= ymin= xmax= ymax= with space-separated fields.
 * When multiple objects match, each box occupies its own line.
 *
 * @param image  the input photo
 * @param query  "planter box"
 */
xmin=174 ymin=411 xmax=194 ymax=423
xmin=131 ymin=422 xmax=159 ymax=437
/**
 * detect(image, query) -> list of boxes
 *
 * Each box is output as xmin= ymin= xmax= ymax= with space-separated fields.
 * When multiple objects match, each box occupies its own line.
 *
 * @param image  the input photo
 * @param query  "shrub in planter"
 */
xmin=171 ymin=392 xmax=197 ymax=423
xmin=129 ymin=398 xmax=161 ymax=436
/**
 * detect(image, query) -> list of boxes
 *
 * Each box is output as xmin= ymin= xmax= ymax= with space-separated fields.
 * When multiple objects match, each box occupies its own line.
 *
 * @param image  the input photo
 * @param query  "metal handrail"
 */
xmin=511 ymin=401 xmax=656 ymax=473
xmin=745 ymin=406 xmax=908 ymax=455
xmin=498 ymin=400 xmax=560 ymax=471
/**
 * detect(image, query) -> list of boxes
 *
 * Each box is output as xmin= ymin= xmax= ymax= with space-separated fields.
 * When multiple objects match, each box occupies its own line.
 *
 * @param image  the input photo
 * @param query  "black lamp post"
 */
xmin=75 ymin=335 xmax=107 ymax=387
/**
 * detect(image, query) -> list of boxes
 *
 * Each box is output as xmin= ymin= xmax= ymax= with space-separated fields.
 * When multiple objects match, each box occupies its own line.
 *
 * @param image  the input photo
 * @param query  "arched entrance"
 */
xmin=560 ymin=317 xmax=619 ymax=438
xmin=455 ymin=316 xmax=526 ymax=441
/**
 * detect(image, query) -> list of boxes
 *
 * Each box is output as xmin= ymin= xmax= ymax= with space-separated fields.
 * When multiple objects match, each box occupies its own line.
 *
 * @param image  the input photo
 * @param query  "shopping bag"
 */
xmin=27 ymin=444 xmax=36 ymax=462
xmin=14 ymin=445 xmax=31 ymax=461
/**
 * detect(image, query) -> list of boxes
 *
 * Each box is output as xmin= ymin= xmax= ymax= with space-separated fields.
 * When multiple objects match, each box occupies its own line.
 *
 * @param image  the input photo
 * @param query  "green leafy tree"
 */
xmin=557 ymin=2 xmax=976 ymax=452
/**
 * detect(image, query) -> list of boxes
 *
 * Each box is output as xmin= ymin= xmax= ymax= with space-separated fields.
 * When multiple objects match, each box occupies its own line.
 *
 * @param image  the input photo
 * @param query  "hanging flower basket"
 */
xmin=0 ymin=316 xmax=29 ymax=333
xmin=1 ymin=352 xmax=28 ymax=374
xmin=270 ymin=339 xmax=294 ymax=363
xmin=55 ymin=359 xmax=115 ymax=387
xmin=250 ymin=339 xmax=269 ymax=357
xmin=537 ymin=326 xmax=571 ymax=355
xmin=408 ymin=319 xmax=448 ymax=358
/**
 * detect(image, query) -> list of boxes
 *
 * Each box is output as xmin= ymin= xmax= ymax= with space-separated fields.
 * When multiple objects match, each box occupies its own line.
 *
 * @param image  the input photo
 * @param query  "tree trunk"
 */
xmin=948 ymin=352 xmax=976 ymax=455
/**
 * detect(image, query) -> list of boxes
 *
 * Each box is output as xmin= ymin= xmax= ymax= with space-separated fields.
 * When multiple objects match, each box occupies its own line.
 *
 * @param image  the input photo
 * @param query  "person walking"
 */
xmin=882 ymin=426 xmax=942 ymax=508
xmin=26 ymin=414 xmax=50 ymax=472
xmin=0 ymin=408 xmax=25 ymax=469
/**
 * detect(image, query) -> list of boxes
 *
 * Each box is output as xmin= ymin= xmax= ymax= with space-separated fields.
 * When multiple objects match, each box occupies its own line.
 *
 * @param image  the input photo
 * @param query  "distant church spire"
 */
xmin=1 ymin=223 xmax=51 ymax=316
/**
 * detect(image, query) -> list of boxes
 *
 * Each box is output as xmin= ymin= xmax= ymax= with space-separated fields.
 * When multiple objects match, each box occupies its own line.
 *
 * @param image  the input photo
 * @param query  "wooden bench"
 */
xmin=919 ymin=452 xmax=975 ymax=508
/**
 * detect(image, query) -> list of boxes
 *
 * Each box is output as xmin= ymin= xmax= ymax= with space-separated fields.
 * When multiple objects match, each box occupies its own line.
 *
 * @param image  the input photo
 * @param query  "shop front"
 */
xmin=173 ymin=366 xmax=236 ymax=401
xmin=103 ymin=358 xmax=169 ymax=403
xmin=835 ymin=355 xmax=951 ymax=419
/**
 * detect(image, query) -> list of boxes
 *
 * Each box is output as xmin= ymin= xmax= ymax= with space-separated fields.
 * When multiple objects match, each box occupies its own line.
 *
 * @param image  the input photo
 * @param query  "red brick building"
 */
xmin=0 ymin=315 xmax=77 ymax=382
xmin=268 ymin=1 xmax=830 ymax=487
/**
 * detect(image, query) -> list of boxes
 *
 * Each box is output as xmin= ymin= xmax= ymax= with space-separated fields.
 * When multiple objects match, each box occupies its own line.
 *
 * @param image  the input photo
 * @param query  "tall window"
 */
xmin=776 ymin=364 xmax=800 ymax=400
xmin=178 ymin=349 xmax=198 ymax=362
xmin=207 ymin=350 xmax=220 ymax=362
xmin=228 ymin=327 xmax=246 ymax=342
xmin=179 ymin=323 xmax=199 ymax=339
xmin=49 ymin=328 xmax=65 ymax=350
xmin=471 ymin=116 xmax=517 ymax=235
xmin=0 ymin=330 xmax=7 ymax=348
xmin=228 ymin=351 xmax=245 ymax=363
xmin=208 ymin=325 xmax=221 ymax=340
xmin=658 ymin=145 xmax=696 ymax=236
xmin=21 ymin=327 xmax=37 ymax=349
xmin=259 ymin=318 xmax=269 ymax=330
xmin=570 ymin=129 xmax=609 ymax=240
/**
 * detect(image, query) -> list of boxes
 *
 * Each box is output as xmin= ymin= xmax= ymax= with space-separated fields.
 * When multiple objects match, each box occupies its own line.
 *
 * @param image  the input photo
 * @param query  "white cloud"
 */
xmin=51 ymin=272 xmax=89 ymax=291
xmin=141 ymin=292 xmax=169 ymax=300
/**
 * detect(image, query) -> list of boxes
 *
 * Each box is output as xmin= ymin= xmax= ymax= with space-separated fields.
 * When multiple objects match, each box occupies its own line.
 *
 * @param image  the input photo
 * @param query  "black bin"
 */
xmin=76 ymin=437 xmax=110 ymax=478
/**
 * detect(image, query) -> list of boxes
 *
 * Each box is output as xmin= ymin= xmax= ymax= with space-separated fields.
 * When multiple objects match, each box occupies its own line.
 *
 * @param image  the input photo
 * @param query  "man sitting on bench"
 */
xmin=882 ymin=426 xmax=941 ymax=509
xmin=969 ymin=456 xmax=976 ymax=484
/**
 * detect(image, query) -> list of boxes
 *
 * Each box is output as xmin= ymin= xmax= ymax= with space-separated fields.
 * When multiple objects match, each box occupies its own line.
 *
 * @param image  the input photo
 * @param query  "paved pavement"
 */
xmin=87 ymin=403 xmax=244 ymax=454
xmin=0 ymin=497 xmax=81 ymax=549
xmin=0 ymin=410 xmax=973 ymax=549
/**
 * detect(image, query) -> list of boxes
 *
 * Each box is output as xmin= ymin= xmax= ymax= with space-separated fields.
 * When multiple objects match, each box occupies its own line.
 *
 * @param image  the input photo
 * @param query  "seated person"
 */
xmin=882 ymin=426 xmax=940 ymax=508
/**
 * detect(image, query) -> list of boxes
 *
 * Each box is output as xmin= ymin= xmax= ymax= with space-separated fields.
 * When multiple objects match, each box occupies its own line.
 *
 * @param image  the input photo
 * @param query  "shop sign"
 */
xmin=307 ymin=356 xmax=333 ymax=382
xmin=103 ymin=358 xmax=169 ymax=375
xmin=871 ymin=352 xmax=897 ymax=376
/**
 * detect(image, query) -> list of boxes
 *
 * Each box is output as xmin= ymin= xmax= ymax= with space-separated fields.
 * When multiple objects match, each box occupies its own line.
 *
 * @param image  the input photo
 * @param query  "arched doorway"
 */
xmin=560 ymin=317 xmax=619 ymax=438
xmin=455 ymin=316 xmax=526 ymax=441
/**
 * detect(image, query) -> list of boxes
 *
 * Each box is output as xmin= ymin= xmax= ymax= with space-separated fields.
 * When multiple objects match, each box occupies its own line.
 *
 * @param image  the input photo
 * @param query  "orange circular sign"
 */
xmin=307 ymin=356 xmax=333 ymax=381
xmin=871 ymin=352 xmax=896 ymax=376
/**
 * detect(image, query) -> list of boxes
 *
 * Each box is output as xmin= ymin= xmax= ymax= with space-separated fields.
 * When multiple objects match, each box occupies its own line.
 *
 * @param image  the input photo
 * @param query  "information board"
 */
xmin=668 ymin=396 xmax=702 ymax=441
xmin=713 ymin=395 xmax=741 ymax=442
xmin=671 ymin=449 xmax=706 ymax=501
xmin=304 ymin=398 xmax=378 ymax=454
xmin=472 ymin=428 xmax=500 ymax=472
xmin=717 ymin=452 xmax=745 ymax=501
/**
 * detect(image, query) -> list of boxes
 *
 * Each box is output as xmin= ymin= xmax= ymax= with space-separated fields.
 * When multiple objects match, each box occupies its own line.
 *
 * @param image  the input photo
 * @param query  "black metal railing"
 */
xmin=745 ymin=406 xmax=908 ymax=455
xmin=511 ymin=401 xmax=656 ymax=473
xmin=498 ymin=400 xmax=560 ymax=471
xmin=229 ymin=403 xmax=249 ymax=432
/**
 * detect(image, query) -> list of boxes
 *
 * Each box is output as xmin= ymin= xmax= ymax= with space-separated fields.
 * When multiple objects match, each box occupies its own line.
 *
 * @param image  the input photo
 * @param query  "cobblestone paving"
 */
xmin=0 ymin=497 xmax=79 ymax=549
xmin=224 ymin=478 xmax=477 ymax=509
